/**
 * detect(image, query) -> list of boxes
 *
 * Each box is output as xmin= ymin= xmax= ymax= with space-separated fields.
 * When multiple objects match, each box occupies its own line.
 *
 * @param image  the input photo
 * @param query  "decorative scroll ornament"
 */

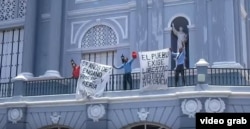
xmin=205 ymin=98 xmax=225 ymax=113
xmin=87 ymin=104 xmax=105 ymax=122
xmin=8 ymin=108 xmax=23 ymax=124
xmin=50 ymin=112 xmax=61 ymax=124
xmin=137 ymin=108 xmax=149 ymax=121
xmin=181 ymin=99 xmax=202 ymax=118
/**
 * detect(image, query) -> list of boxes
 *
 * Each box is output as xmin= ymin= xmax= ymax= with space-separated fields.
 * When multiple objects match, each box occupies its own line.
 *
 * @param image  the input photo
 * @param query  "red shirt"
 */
xmin=72 ymin=66 xmax=80 ymax=78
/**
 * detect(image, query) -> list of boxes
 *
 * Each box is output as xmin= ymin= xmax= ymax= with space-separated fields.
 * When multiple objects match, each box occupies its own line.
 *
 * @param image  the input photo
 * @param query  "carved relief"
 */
xmin=205 ymin=98 xmax=225 ymax=113
xmin=137 ymin=108 xmax=149 ymax=121
xmin=181 ymin=99 xmax=202 ymax=118
xmin=8 ymin=108 xmax=23 ymax=124
xmin=50 ymin=112 xmax=61 ymax=124
xmin=87 ymin=104 xmax=105 ymax=122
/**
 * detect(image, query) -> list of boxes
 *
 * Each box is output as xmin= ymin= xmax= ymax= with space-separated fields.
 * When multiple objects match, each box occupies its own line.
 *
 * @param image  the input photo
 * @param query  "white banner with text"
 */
xmin=76 ymin=60 xmax=112 ymax=99
xmin=138 ymin=48 xmax=170 ymax=90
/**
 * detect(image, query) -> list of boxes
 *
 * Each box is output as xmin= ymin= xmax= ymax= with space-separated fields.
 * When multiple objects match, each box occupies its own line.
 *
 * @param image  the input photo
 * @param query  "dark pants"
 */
xmin=123 ymin=73 xmax=132 ymax=90
xmin=175 ymin=64 xmax=185 ymax=86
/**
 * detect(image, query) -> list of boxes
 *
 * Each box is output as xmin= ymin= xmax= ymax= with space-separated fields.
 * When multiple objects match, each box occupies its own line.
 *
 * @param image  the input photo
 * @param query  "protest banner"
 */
xmin=76 ymin=60 xmax=112 ymax=99
xmin=138 ymin=48 xmax=170 ymax=90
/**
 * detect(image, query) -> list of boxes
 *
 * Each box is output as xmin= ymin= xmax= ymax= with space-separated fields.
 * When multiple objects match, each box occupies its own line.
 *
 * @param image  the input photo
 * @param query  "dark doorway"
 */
xmin=130 ymin=124 xmax=167 ymax=129
xmin=171 ymin=17 xmax=189 ymax=69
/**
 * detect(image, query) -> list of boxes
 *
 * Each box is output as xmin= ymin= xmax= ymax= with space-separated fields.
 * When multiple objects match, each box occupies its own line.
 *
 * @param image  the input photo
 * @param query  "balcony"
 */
xmin=0 ymin=67 xmax=249 ymax=98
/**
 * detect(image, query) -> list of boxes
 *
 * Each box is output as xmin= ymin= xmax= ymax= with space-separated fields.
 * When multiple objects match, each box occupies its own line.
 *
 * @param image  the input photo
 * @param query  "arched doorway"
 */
xmin=81 ymin=24 xmax=118 ymax=90
xmin=171 ymin=17 xmax=189 ymax=69
xmin=39 ymin=125 xmax=72 ymax=129
xmin=122 ymin=122 xmax=171 ymax=129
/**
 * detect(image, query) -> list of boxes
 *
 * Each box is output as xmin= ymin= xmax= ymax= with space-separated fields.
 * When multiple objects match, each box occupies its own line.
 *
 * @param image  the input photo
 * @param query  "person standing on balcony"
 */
xmin=170 ymin=43 xmax=186 ymax=86
xmin=71 ymin=59 xmax=80 ymax=79
xmin=113 ymin=53 xmax=137 ymax=90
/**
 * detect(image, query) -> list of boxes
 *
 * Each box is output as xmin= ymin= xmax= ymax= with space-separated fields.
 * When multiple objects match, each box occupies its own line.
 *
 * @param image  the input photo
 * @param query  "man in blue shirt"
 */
xmin=170 ymin=45 xmax=186 ymax=86
xmin=113 ymin=56 xmax=135 ymax=90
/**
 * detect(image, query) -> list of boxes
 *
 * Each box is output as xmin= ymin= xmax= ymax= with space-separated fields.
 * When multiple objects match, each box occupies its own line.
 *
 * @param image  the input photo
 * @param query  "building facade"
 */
xmin=0 ymin=0 xmax=250 ymax=129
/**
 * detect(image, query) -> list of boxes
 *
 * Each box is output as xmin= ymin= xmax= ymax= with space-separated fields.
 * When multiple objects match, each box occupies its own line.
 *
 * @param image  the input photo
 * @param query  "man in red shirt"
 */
xmin=71 ymin=59 xmax=80 ymax=79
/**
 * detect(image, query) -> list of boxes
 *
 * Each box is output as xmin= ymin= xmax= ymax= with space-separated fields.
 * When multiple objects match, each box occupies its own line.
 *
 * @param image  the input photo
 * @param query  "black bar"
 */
xmin=16 ymin=28 xmax=21 ymax=76
xmin=9 ymin=29 xmax=15 ymax=82
xmin=196 ymin=113 xmax=250 ymax=129
xmin=0 ymin=31 xmax=5 ymax=81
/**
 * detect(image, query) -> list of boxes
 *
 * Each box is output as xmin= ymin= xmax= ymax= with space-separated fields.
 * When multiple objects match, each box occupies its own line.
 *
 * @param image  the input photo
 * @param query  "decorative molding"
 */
xmin=41 ymin=13 xmax=51 ymax=20
xmin=50 ymin=112 xmax=61 ymax=124
xmin=77 ymin=21 xmax=120 ymax=48
xmin=40 ymin=70 xmax=62 ymax=78
xmin=181 ymin=99 xmax=202 ymax=118
xmin=8 ymin=108 xmax=23 ymax=124
xmin=137 ymin=108 xmax=149 ymax=121
xmin=3 ymin=90 xmax=250 ymax=108
xmin=12 ymin=72 xmax=34 ymax=81
xmin=67 ymin=43 xmax=130 ymax=54
xmin=75 ymin=0 xmax=98 ymax=4
xmin=164 ymin=27 xmax=172 ymax=33
xmin=71 ymin=20 xmax=91 ymax=44
xmin=195 ymin=58 xmax=209 ymax=67
xmin=0 ymin=18 xmax=24 ymax=30
xmin=106 ymin=16 xmax=128 ymax=39
xmin=167 ymin=13 xmax=192 ymax=28
xmin=87 ymin=104 xmax=105 ymax=122
xmin=187 ymin=24 xmax=195 ymax=29
xmin=205 ymin=98 xmax=225 ymax=113
xmin=67 ymin=1 xmax=136 ymax=17
xmin=163 ymin=0 xmax=194 ymax=7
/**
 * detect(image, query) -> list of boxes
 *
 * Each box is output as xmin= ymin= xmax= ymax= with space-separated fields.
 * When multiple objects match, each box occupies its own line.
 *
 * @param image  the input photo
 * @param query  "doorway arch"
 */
xmin=38 ymin=125 xmax=73 ymax=129
xmin=122 ymin=122 xmax=171 ymax=129
xmin=170 ymin=16 xmax=189 ymax=69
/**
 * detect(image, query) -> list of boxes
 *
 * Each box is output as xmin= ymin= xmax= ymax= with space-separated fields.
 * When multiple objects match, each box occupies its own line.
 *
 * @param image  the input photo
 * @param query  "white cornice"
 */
xmin=75 ymin=0 xmax=98 ymax=4
xmin=0 ymin=18 xmax=25 ymax=30
xmin=67 ymin=1 xmax=136 ymax=17
xmin=163 ymin=0 xmax=194 ymax=7
xmin=41 ymin=13 xmax=51 ymax=20
xmin=1 ymin=88 xmax=250 ymax=108
xmin=66 ymin=43 xmax=130 ymax=54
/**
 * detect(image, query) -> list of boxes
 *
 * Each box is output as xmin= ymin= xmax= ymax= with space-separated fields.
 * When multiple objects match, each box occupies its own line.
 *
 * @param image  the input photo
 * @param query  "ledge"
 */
xmin=0 ymin=18 xmax=25 ymax=30
xmin=1 ymin=85 xmax=250 ymax=107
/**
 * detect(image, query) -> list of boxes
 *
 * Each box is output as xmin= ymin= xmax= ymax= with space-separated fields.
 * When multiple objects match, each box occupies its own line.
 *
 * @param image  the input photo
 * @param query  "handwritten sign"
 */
xmin=76 ymin=60 xmax=112 ymax=99
xmin=138 ymin=48 xmax=170 ymax=90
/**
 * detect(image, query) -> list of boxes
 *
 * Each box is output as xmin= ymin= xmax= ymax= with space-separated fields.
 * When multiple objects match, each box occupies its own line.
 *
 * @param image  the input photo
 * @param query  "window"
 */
xmin=81 ymin=24 xmax=118 ymax=90
xmin=82 ymin=51 xmax=115 ymax=66
xmin=81 ymin=24 xmax=118 ymax=71
xmin=124 ymin=123 xmax=170 ymax=129
xmin=0 ymin=0 xmax=27 ymax=21
xmin=39 ymin=125 xmax=71 ymax=129
xmin=0 ymin=28 xmax=23 ymax=82
xmin=81 ymin=24 xmax=117 ymax=48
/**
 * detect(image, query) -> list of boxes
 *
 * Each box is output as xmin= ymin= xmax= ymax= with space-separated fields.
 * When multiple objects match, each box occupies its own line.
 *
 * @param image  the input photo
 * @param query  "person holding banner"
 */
xmin=113 ymin=53 xmax=137 ymax=90
xmin=170 ymin=44 xmax=186 ymax=86
xmin=71 ymin=59 xmax=80 ymax=79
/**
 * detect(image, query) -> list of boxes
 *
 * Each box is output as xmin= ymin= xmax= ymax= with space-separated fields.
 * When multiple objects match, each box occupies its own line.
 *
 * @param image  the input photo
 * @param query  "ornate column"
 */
xmin=239 ymin=0 xmax=247 ymax=67
xmin=149 ymin=0 xmax=164 ymax=50
xmin=164 ymin=27 xmax=172 ymax=48
xmin=187 ymin=25 xmax=197 ymax=68
xmin=44 ymin=0 xmax=63 ymax=77
xmin=246 ymin=0 xmax=250 ymax=68
xmin=15 ymin=0 xmax=37 ymax=80
xmin=135 ymin=0 xmax=148 ymax=51
xmin=195 ymin=0 xmax=209 ymax=61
